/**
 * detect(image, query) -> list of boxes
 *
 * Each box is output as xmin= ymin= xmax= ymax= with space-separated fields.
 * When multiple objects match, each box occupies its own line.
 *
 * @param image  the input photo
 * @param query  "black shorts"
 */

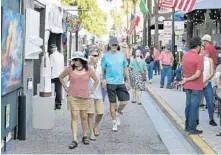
xmin=106 ymin=84 xmax=130 ymax=103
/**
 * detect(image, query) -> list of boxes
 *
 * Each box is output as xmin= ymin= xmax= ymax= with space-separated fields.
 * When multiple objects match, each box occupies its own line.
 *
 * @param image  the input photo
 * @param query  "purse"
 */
xmin=135 ymin=60 xmax=146 ymax=81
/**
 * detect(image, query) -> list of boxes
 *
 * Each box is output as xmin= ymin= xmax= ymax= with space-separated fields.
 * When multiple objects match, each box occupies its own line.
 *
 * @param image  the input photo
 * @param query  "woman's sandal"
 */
xmin=94 ymin=127 xmax=100 ymax=136
xmin=82 ymin=136 xmax=90 ymax=145
xmin=69 ymin=141 xmax=78 ymax=149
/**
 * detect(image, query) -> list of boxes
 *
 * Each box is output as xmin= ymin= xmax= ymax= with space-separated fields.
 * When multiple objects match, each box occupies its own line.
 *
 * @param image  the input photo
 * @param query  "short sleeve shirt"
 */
xmin=182 ymin=51 xmax=204 ymax=90
xmin=204 ymin=42 xmax=217 ymax=69
xmin=101 ymin=51 xmax=128 ymax=85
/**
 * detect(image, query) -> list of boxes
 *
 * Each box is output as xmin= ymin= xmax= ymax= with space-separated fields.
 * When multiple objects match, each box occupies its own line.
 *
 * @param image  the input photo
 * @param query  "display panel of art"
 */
xmin=65 ymin=15 xmax=81 ymax=33
xmin=1 ymin=7 xmax=24 ymax=96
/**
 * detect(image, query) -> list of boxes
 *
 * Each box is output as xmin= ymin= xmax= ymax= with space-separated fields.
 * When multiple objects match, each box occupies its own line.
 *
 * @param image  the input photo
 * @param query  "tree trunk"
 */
xmin=133 ymin=0 xmax=136 ymax=44
xmin=147 ymin=0 xmax=152 ymax=47
xmin=154 ymin=0 xmax=159 ymax=48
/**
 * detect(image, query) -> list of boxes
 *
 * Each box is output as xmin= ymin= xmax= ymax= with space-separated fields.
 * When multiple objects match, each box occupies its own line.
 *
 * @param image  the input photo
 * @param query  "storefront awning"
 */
xmin=192 ymin=0 xmax=221 ymax=10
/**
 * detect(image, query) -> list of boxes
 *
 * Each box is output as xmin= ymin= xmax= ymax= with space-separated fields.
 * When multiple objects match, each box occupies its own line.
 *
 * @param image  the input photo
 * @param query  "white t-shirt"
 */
xmin=89 ymin=61 xmax=103 ymax=100
xmin=50 ymin=51 xmax=64 ymax=79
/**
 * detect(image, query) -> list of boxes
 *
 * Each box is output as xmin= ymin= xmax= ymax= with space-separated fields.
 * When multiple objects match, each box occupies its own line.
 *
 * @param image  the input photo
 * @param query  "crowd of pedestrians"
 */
xmin=55 ymin=35 xmax=220 ymax=149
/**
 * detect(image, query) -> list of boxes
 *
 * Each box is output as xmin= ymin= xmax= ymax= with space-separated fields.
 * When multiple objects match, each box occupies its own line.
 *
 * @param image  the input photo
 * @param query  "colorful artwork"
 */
xmin=65 ymin=15 xmax=81 ymax=32
xmin=1 ymin=7 xmax=24 ymax=96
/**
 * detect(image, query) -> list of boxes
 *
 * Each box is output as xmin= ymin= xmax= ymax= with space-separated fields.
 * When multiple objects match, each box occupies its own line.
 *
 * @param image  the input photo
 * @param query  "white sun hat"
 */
xmin=70 ymin=51 xmax=88 ymax=61
xmin=202 ymin=34 xmax=212 ymax=42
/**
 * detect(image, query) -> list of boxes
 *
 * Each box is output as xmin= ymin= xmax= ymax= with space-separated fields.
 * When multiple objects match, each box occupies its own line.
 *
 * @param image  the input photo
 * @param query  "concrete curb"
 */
xmin=146 ymin=86 xmax=217 ymax=154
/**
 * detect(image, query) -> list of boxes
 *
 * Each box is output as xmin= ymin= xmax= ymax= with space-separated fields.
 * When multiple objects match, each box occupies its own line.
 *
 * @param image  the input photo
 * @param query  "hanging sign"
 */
xmin=65 ymin=15 xmax=81 ymax=33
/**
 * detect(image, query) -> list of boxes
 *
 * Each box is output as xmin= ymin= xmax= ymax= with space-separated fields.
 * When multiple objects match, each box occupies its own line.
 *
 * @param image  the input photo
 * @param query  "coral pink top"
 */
xmin=153 ymin=48 xmax=160 ymax=61
xmin=65 ymin=66 xmax=92 ymax=99
xmin=159 ymin=51 xmax=174 ymax=66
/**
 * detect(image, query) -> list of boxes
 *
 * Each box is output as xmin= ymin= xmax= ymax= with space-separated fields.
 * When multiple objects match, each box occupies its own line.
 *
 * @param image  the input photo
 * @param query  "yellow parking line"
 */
xmin=146 ymin=86 xmax=217 ymax=154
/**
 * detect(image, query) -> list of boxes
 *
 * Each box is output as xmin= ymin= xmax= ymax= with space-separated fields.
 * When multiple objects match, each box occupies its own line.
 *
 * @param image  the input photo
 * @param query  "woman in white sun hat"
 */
xmin=59 ymin=51 xmax=98 ymax=149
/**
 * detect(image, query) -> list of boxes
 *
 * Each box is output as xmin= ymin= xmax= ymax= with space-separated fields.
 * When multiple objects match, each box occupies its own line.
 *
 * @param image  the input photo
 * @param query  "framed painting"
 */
xmin=1 ymin=7 xmax=24 ymax=96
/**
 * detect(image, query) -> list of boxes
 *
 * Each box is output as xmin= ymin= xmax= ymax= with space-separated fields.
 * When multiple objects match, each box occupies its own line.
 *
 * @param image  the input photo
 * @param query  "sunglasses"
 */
xmin=92 ymin=55 xmax=99 ymax=57
xmin=112 ymin=44 xmax=118 ymax=47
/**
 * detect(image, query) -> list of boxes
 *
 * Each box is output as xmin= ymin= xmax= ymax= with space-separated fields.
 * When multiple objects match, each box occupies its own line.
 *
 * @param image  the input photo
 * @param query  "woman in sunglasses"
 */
xmin=59 ymin=51 xmax=98 ymax=149
xmin=87 ymin=50 xmax=104 ymax=140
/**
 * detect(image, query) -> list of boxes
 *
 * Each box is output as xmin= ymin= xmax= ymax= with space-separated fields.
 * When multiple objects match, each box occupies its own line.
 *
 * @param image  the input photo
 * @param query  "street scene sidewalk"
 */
xmin=5 ymin=97 xmax=168 ymax=154
xmin=147 ymin=75 xmax=221 ymax=154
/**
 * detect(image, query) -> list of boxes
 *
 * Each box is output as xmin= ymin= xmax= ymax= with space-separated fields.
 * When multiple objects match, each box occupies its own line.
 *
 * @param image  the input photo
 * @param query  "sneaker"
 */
xmin=149 ymin=80 xmax=152 ymax=84
xmin=188 ymin=129 xmax=203 ymax=135
xmin=209 ymin=119 xmax=217 ymax=126
xmin=112 ymin=120 xmax=118 ymax=132
xmin=160 ymin=85 xmax=164 ymax=88
xmin=116 ymin=113 xmax=121 ymax=126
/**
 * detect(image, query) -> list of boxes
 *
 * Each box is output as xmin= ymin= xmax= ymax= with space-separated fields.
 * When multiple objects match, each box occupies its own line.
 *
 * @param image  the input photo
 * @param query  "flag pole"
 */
xmin=172 ymin=6 xmax=176 ymax=70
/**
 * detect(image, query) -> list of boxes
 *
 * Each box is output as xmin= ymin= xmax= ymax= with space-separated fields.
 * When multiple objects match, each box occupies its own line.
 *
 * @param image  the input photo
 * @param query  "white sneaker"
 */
xmin=116 ymin=116 xmax=121 ymax=126
xmin=112 ymin=120 xmax=118 ymax=132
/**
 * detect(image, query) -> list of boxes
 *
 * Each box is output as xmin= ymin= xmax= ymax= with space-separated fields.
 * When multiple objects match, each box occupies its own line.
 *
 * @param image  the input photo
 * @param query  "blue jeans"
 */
xmin=203 ymin=82 xmax=214 ymax=120
xmin=185 ymin=89 xmax=203 ymax=131
xmin=160 ymin=65 xmax=172 ymax=87
xmin=147 ymin=62 xmax=154 ymax=80
xmin=154 ymin=60 xmax=160 ymax=75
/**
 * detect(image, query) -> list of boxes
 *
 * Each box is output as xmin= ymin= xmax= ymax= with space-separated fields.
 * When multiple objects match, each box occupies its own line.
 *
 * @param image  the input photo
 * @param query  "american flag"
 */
xmin=158 ymin=0 xmax=197 ymax=12
xmin=127 ymin=14 xmax=140 ymax=35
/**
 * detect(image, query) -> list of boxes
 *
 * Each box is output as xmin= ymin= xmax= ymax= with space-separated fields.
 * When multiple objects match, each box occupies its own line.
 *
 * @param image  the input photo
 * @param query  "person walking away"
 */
xmin=121 ymin=43 xmax=130 ymax=65
xmin=129 ymin=50 xmax=147 ymax=104
xmin=101 ymin=37 xmax=131 ymax=132
xmin=87 ymin=51 xmax=104 ymax=141
xmin=49 ymin=44 xmax=64 ymax=110
xmin=159 ymin=44 xmax=174 ymax=89
xmin=59 ymin=51 xmax=98 ymax=149
xmin=153 ymin=45 xmax=161 ymax=75
xmin=214 ymin=63 xmax=221 ymax=136
xmin=144 ymin=47 xmax=154 ymax=84
xmin=202 ymin=34 xmax=217 ymax=70
xmin=180 ymin=37 xmax=204 ymax=135
xmin=200 ymin=45 xmax=217 ymax=126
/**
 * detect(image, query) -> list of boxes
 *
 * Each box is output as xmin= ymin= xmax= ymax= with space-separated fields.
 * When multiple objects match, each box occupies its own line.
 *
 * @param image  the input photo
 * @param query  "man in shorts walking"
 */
xmin=101 ymin=37 xmax=131 ymax=132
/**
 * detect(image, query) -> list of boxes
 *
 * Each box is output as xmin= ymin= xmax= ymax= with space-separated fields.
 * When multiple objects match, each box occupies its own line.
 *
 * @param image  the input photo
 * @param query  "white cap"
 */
xmin=202 ymin=34 xmax=212 ymax=42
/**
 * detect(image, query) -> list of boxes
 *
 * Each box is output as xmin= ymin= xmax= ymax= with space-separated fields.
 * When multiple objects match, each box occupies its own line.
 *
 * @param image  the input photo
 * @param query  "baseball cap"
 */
xmin=109 ymin=37 xmax=119 ymax=45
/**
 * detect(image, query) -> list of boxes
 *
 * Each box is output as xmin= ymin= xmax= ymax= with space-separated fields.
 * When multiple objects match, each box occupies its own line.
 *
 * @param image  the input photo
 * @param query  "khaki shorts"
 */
xmin=88 ymin=99 xmax=104 ymax=114
xmin=67 ymin=96 xmax=89 ymax=111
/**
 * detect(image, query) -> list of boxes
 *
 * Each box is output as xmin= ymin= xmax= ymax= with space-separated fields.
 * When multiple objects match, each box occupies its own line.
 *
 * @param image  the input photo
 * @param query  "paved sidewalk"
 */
xmin=5 ymin=97 xmax=168 ymax=154
xmin=147 ymin=75 xmax=221 ymax=154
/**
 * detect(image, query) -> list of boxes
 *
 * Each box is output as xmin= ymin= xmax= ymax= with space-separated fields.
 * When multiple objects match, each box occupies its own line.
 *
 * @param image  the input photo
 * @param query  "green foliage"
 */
xmin=110 ymin=9 xmax=122 ymax=29
xmin=61 ymin=0 xmax=107 ymax=36
xmin=203 ymin=10 xmax=213 ymax=36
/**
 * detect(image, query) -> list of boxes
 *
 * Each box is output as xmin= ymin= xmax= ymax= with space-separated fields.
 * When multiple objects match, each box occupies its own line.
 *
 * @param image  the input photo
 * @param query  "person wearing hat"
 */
xmin=202 ymin=34 xmax=217 ymax=69
xmin=159 ymin=44 xmax=174 ymax=89
xmin=101 ymin=37 xmax=131 ymax=132
xmin=59 ymin=51 xmax=99 ymax=149
xmin=49 ymin=44 xmax=64 ymax=109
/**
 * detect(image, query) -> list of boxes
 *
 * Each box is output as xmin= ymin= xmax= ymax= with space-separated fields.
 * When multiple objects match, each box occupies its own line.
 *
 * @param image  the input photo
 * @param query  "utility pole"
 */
xmin=154 ymin=0 xmax=159 ymax=48
xmin=126 ymin=1 xmax=129 ymax=45
xmin=143 ymin=0 xmax=147 ymax=46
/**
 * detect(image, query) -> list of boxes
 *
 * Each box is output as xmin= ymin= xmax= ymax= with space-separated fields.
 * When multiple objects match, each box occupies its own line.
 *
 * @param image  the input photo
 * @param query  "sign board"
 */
xmin=163 ymin=21 xmax=172 ymax=45
xmin=175 ymin=21 xmax=184 ymax=35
